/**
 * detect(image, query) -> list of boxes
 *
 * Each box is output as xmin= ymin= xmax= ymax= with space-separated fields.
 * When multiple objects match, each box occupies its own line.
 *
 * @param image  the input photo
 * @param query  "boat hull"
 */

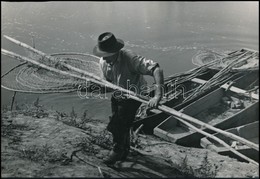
xmin=200 ymin=121 xmax=259 ymax=162
xmin=153 ymin=86 xmax=259 ymax=147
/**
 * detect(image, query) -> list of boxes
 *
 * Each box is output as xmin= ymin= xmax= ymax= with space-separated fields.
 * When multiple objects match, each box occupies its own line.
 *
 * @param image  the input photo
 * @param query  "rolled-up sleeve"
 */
xmin=99 ymin=57 xmax=108 ymax=80
xmin=125 ymin=50 xmax=159 ymax=76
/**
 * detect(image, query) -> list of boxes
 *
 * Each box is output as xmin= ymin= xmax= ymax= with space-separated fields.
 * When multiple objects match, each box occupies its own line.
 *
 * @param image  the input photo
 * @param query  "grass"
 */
xmin=2 ymin=104 xmax=9 ymax=113
xmin=1 ymin=123 xmax=25 ymax=145
xmin=177 ymin=152 xmax=218 ymax=178
xmin=1 ymin=102 xmax=70 ymax=165
xmin=8 ymin=97 xmax=49 ymax=118
xmin=73 ymin=136 xmax=99 ymax=156
xmin=19 ymin=143 xmax=69 ymax=164
xmin=54 ymin=107 xmax=94 ymax=131
xmin=54 ymin=107 xmax=113 ymax=152
xmin=1 ymin=111 xmax=29 ymax=145
xmin=89 ymin=129 xmax=113 ymax=150
xmin=195 ymin=151 xmax=218 ymax=178
xmin=2 ymin=98 xmax=101 ymax=165
xmin=178 ymin=155 xmax=194 ymax=177
xmin=30 ymin=99 xmax=113 ymax=153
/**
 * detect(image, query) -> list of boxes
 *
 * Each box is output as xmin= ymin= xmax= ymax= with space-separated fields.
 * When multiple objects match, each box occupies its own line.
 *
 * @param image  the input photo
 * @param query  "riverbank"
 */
xmin=1 ymin=103 xmax=259 ymax=178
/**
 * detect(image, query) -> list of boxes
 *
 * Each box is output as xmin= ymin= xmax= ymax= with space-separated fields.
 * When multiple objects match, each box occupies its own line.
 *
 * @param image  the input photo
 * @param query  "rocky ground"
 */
xmin=1 ymin=103 xmax=259 ymax=178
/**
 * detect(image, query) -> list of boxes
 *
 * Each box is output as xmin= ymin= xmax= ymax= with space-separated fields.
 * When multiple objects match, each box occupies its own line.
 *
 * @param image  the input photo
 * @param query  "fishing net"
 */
xmin=184 ymin=48 xmax=259 ymax=102
xmin=1 ymin=52 xmax=103 ymax=93
xmin=192 ymin=48 xmax=259 ymax=72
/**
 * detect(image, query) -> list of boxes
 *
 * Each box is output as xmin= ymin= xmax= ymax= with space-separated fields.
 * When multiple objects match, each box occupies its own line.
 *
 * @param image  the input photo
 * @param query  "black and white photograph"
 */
xmin=1 ymin=1 xmax=259 ymax=178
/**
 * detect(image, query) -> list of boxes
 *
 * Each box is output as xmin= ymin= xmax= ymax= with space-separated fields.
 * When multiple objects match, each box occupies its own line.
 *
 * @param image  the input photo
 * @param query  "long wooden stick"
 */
xmin=4 ymin=35 xmax=259 ymax=148
xmin=3 ymin=36 xmax=259 ymax=152
xmin=1 ymin=48 xmax=258 ymax=166
xmin=4 ymin=35 xmax=47 ymax=57
xmin=2 ymin=36 xmax=259 ymax=151
xmin=176 ymin=117 xmax=258 ymax=166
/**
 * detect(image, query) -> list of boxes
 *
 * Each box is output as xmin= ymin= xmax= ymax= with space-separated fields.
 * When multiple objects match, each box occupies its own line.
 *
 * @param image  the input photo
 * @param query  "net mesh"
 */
xmin=192 ymin=48 xmax=259 ymax=72
xmin=1 ymin=52 xmax=103 ymax=93
xmin=184 ymin=48 xmax=259 ymax=102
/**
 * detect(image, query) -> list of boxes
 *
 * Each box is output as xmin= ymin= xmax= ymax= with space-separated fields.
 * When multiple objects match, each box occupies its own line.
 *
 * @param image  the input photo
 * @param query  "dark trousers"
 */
xmin=107 ymin=96 xmax=141 ymax=153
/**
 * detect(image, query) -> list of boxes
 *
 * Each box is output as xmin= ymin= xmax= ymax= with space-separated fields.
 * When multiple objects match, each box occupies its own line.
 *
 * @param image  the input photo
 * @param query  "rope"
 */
xmin=1 ymin=62 xmax=27 ymax=78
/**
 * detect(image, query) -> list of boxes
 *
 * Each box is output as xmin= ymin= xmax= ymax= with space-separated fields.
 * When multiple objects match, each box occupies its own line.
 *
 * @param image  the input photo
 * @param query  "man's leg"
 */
xmin=104 ymin=97 xmax=125 ymax=165
xmin=120 ymin=99 xmax=142 ymax=160
xmin=104 ymin=97 xmax=141 ymax=165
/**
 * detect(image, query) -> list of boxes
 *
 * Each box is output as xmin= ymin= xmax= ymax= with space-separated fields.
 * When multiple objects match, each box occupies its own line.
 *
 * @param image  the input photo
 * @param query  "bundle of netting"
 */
xmin=192 ymin=48 xmax=258 ymax=72
xmin=1 ymin=52 xmax=103 ymax=94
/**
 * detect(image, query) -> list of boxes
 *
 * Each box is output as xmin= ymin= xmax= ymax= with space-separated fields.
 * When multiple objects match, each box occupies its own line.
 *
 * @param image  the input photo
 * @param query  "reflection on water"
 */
xmin=1 ymin=1 xmax=258 ymax=121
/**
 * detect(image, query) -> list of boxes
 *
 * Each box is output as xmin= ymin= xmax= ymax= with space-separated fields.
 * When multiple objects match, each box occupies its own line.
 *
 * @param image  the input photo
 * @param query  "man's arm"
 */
xmin=148 ymin=66 xmax=164 ymax=108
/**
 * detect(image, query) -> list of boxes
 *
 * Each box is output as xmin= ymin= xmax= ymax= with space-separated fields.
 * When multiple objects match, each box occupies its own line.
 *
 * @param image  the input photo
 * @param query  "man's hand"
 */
xmin=148 ymin=66 xmax=164 ymax=108
xmin=148 ymin=96 xmax=161 ymax=108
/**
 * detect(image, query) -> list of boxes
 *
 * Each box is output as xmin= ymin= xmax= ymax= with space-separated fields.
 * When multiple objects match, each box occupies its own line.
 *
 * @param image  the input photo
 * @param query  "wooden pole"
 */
xmin=2 ymin=43 xmax=259 ymax=152
xmin=176 ymin=117 xmax=258 ymax=166
xmin=4 ymin=35 xmax=45 ymax=56
xmin=2 ymin=48 xmax=258 ymax=166
xmin=2 ymin=39 xmax=259 ymax=151
xmin=2 ymin=37 xmax=259 ymax=157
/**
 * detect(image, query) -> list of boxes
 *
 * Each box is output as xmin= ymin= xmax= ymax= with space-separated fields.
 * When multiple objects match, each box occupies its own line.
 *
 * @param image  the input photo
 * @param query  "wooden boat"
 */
xmin=134 ymin=48 xmax=258 ymax=134
xmin=133 ymin=70 xmax=259 ymax=134
xmin=153 ymin=83 xmax=259 ymax=147
xmin=200 ymin=121 xmax=259 ymax=162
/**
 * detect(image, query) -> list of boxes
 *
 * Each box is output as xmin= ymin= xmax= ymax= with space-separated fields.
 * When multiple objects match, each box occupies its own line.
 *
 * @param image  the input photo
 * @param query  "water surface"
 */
xmin=1 ymin=1 xmax=258 ymax=121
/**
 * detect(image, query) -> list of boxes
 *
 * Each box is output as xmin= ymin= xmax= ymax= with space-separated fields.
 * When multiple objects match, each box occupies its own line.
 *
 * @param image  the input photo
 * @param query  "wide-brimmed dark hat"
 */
xmin=93 ymin=32 xmax=124 ymax=57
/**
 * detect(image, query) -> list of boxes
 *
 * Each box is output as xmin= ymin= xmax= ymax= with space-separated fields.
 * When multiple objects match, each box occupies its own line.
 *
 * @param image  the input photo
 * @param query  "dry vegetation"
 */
xmin=1 ymin=97 xmax=259 ymax=178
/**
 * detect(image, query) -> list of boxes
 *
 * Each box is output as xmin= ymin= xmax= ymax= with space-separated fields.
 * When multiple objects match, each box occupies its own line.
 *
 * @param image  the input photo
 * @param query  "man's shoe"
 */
xmin=103 ymin=150 xmax=123 ymax=165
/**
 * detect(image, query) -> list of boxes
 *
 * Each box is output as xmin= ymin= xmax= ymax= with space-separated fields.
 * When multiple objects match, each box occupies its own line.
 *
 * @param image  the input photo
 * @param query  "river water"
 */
xmin=1 ymin=1 xmax=258 ymax=121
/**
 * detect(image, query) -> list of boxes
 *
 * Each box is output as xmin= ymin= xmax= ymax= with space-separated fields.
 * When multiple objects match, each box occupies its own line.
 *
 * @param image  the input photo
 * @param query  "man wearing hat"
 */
xmin=93 ymin=32 xmax=164 ymax=165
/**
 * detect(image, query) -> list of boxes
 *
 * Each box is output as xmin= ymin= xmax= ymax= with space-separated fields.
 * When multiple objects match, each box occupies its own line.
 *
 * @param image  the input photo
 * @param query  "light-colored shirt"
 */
xmin=99 ymin=49 xmax=158 ymax=94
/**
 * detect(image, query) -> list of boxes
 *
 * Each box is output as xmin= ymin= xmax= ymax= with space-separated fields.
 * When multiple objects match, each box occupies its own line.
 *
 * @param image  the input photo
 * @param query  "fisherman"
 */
xmin=93 ymin=32 xmax=164 ymax=165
